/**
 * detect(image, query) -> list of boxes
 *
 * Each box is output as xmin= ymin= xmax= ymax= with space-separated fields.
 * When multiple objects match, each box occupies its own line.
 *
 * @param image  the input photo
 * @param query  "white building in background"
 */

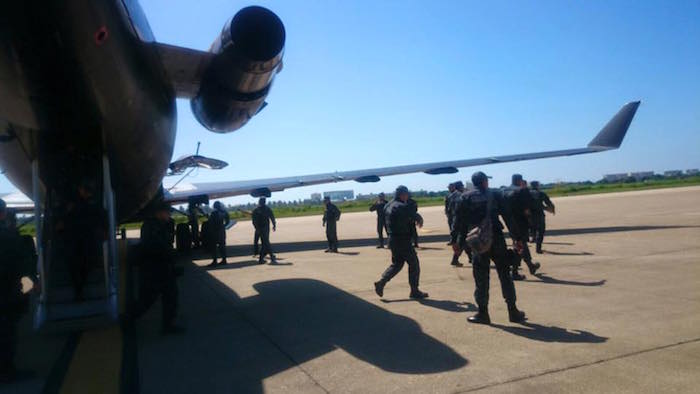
xmin=630 ymin=171 xmax=654 ymax=181
xmin=310 ymin=193 xmax=322 ymax=202
xmin=664 ymin=170 xmax=683 ymax=177
xmin=323 ymin=190 xmax=354 ymax=202
xmin=686 ymin=169 xmax=699 ymax=176
xmin=604 ymin=173 xmax=628 ymax=182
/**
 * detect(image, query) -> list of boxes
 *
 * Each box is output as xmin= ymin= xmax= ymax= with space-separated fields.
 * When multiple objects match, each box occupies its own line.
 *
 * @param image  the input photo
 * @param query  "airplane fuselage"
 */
xmin=0 ymin=0 xmax=176 ymax=220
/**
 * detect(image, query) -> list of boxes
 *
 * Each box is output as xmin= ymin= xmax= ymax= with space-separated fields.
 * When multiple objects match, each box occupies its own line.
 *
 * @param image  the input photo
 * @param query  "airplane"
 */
xmin=0 ymin=1 xmax=640 ymax=328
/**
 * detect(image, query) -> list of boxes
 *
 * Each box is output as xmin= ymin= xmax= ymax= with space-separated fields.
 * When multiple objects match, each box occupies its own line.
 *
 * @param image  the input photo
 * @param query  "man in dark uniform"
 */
xmin=448 ymin=181 xmax=470 ymax=267
xmin=131 ymin=202 xmax=182 ymax=334
xmin=322 ymin=196 xmax=341 ymax=253
xmin=453 ymin=172 xmax=526 ymax=324
xmin=444 ymin=183 xmax=456 ymax=245
xmin=0 ymin=199 xmax=35 ymax=382
xmin=252 ymin=198 xmax=278 ymax=264
xmin=373 ymin=186 xmax=429 ymax=299
xmin=187 ymin=202 xmax=203 ymax=248
xmin=207 ymin=201 xmax=230 ymax=267
xmin=504 ymin=174 xmax=540 ymax=280
xmin=369 ymin=193 xmax=388 ymax=248
xmin=530 ymin=181 xmax=555 ymax=254
xmin=64 ymin=180 xmax=106 ymax=301
xmin=408 ymin=197 xmax=423 ymax=248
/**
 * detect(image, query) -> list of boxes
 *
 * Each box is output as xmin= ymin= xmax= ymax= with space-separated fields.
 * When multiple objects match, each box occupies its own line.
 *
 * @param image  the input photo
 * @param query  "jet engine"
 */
xmin=191 ymin=6 xmax=285 ymax=132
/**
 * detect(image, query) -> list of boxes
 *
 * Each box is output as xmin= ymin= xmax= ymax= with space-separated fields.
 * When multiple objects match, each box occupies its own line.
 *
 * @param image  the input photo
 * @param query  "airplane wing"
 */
xmin=164 ymin=101 xmax=641 ymax=204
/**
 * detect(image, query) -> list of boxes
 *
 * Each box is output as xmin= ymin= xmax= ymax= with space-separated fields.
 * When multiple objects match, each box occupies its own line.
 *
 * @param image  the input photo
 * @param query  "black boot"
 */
xmin=508 ymin=304 xmax=526 ymax=323
xmin=409 ymin=289 xmax=429 ymax=299
xmin=374 ymin=280 xmax=385 ymax=297
xmin=450 ymin=256 xmax=464 ymax=267
xmin=467 ymin=307 xmax=491 ymax=324
xmin=511 ymin=267 xmax=526 ymax=281
xmin=526 ymin=260 xmax=540 ymax=275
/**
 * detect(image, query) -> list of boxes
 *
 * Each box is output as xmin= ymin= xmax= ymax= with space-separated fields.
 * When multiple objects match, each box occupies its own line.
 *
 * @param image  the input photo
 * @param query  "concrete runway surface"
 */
xmin=8 ymin=186 xmax=700 ymax=393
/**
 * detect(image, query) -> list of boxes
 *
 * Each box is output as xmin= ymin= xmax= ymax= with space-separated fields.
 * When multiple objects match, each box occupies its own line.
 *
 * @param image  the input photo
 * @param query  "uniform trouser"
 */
xmin=69 ymin=236 xmax=99 ymax=297
xmin=326 ymin=222 xmax=338 ymax=250
xmin=132 ymin=265 xmax=178 ymax=328
xmin=376 ymin=218 xmax=385 ymax=246
xmin=253 ymin=229 xmax=260 ymax=254
xmin=211 ymin=233 xmax=227 ymax=262
xmin=410 ymin=224 xmax=419 ymax=246
xmin=0 ymin=313 xmax=17 ymax=373
xmin=189 ymin=221 xmax=199 ymax=247
xmin=472 ymin=231 xmax=517 ymax=308
xmin=258 ymin=227 xmax=274 ymax=259
xmin=381 ymin=238 xmax=420 ymax=290
xmin=533 ymin=214 xmax=546 ymax=251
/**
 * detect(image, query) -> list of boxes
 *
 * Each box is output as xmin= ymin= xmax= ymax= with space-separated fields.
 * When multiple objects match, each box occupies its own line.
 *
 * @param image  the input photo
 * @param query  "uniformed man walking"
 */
xmin=504 ymin=174 xmax=540 ymax=280
xmin=453 ymin=172 xmax=526 ymax=324
xmin=445 ymin=183 xmax=456 ymax=242
xmin=322 ymin=196 xmax=341 ymax=253
xmin=187 ymin=202 xmax=203 ymax=248
xmin=0 ymin=200 xmax=35 ymax=382
xmin=373 ymin=186 xmax=429 ymax=299
xmin=131 ymin=202 xmax=182 ymax=334
xmin=530 ymin=181 xmax=555 ymax=254
xmin=369 ymin=193 xmax=388 ymax=248
xmin=448 ymin=181 xmax=470 ymax=267
xmin=252 ymin=198 xmax=278 ymax=264
xmin=207 ymin=201 xmax=230 ymax=266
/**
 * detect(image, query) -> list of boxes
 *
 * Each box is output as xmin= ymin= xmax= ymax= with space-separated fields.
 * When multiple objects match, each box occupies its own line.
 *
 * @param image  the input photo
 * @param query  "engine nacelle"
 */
xmin=191 ymin=6 xmax=285 ymax=133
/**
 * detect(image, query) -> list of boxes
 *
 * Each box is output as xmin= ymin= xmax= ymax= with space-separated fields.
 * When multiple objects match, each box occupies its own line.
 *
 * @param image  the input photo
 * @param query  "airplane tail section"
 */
xmin=587 ymin=101 xmax=641 ymax=150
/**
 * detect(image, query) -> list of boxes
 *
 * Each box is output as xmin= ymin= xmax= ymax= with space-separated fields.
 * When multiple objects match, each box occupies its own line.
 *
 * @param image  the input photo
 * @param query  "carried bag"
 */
xmin=465 ymin=191 xmax=494 ymax=254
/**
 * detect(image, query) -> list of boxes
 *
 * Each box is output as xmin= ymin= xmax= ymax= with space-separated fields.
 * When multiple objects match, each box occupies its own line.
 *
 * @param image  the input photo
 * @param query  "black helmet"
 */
xmin=531 ymin=181 xmax=540 ymax=189
xmin=0 ymin=198 xmax=6 ymax=212
xmin=378 ymin=192 xmax=385 ymax=198
xmin=395 ymin=185 xmax=409 ymax=198
xmin=258 ymin=197 xmax=266 ymax=205
xmin=472 ymin=171 xmax=490 ymax=188
xmin=512 ymin=173 xmax=523 ymax=185
xmin=213 ymin=201 xmax=224 ymax=210
xmin=454 ymin=181 xmax=464 ymax=191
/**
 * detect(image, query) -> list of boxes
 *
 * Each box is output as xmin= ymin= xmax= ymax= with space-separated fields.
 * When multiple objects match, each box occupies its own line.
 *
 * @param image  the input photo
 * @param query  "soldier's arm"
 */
xmin=414 ymin=212 xmax=424 ymax=227
xmin=497 ymin=193 xmax=522 ymax=240
xmin=543 ymin=192 xmax=555 ymax=212
xmin=269 ymin=207 xmax=277 ymax=227
xmin=369 ymin=202 xmax=377 ymax=212
xmin=452 ymin=198 xmax=467 ymax=242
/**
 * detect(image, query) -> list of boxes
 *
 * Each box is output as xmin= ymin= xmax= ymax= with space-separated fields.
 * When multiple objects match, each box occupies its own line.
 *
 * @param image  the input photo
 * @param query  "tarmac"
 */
xmin=6 ymin=186 xmax=700 ymax=393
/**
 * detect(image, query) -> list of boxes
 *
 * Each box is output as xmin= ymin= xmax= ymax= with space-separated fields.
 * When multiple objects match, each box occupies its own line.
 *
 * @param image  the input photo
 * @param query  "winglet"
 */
xmin=587 ymin=101 xmax=641 ymax=150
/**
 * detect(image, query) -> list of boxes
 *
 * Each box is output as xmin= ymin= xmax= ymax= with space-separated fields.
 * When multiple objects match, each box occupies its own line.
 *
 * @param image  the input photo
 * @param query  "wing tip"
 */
xmin=587 ymin=100 xmax=641 ymax=150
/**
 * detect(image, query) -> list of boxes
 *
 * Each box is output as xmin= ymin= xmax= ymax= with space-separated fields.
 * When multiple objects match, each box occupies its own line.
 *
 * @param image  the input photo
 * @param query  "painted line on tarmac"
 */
xmin=457 ymin=336 xmax=700 ymax=393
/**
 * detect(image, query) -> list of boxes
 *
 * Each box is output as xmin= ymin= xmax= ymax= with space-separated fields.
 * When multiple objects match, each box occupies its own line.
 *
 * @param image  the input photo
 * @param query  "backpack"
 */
xmin=465 ymin=191 xmax=494 ymax=254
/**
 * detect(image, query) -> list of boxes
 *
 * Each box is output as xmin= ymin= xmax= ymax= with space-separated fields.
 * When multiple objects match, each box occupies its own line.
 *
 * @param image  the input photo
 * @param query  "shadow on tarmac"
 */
xmin=491 ymin=322 xmax=608 ymax=343
xmin=136 ymin=271 xmax=468 ymax=393
xmin=526 ymin=273 xmax=607 ymax=287
xmin=382 ymin=298 xmax=478 ymax=313
xmin=543 ymin=250 xmax=594 ymax=256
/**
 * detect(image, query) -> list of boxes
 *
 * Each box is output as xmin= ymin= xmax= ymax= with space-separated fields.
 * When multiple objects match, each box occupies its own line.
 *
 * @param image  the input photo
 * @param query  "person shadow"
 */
xmin=491 ymin=322 xmax=608 ymax=343
xmin=543 ymin=250 xmax=594 ymax=256
xmin=204 ymin=260 xmax=294 ymax=271
xmin=527 ymin=273 xmax=606 ymax=287
xmin=381 ymin=299 xmax=478 ymax=313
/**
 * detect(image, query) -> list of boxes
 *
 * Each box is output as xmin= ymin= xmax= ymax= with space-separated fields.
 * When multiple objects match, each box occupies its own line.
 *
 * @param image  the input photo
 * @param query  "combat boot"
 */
xmin=374 ymin=280 xmax=386 ymax=297
xmin=526 ymin=261 xmax=540 ymax=275
xmin=508 ymin=304 xmax=526 ymax=323
xmin=511 ymin=267 xmax=526 ymax=281
xmin=467 ymin=307 xmax=491 ymax=324
xmin=409 ymin=289 xmax=429 ymax=299
xmin=451 ymin=256 xmax=464 ymax=267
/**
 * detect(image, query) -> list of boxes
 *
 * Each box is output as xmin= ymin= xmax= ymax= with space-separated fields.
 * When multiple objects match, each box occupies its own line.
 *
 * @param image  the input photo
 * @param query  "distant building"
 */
xmin=323 ymin=190 xmax=354 ymax=202
xmin=687 ymin=169 xmax=699 ymax=176
xmin=604 ymin=173 xmax=628 ymax=182
xmin=310 ymin=193 xmax=322 ymax=202
xmin=664 ymin=170 xmax=683 ymax=177
xmin=630 ymin=171 xmax=654 ymax=181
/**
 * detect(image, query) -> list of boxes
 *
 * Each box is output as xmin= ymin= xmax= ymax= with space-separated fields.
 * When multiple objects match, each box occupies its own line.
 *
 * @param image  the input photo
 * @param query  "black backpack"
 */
xmin=465 ymin=191 xmax=494 ymax=254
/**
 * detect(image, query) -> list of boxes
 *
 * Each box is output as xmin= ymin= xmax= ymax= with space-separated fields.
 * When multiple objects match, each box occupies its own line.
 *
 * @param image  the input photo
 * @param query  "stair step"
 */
xmin=46 ymin=298 xmax=112 ymax=321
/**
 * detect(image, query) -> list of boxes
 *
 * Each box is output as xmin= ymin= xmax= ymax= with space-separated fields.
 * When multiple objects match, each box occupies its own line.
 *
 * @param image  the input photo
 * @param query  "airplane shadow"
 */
xmin=526 ymin=273 xmax=606 ymax=287
xmin=382 ymin=299 xmax=478 ymax=313
xmin=135 ymin=265 xmax=469 ymax=394
xmin=491 ymin=322 xmax=608 ymax=344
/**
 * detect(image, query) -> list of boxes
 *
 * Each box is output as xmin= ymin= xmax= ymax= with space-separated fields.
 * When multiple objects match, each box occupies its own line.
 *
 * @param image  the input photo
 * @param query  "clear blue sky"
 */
xmin=2 ymin=0 xmax=699 ymax=204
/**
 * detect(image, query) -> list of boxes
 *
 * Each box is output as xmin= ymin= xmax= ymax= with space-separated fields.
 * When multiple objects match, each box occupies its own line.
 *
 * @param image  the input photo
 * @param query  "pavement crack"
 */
xmin=455 ymin=337 xmax=700 ymax=393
